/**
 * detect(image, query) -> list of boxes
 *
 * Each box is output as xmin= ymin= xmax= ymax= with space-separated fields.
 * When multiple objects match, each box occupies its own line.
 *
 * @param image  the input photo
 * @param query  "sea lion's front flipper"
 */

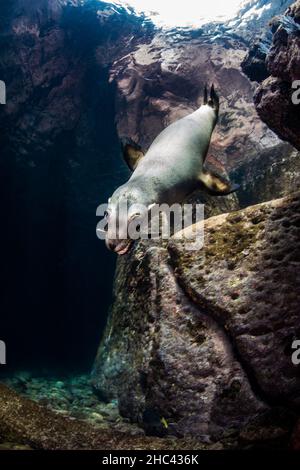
xmin=121 ymin=139 xmax=145 ymax=171
xmin=198 ymin=169 xmax=239 ymax=196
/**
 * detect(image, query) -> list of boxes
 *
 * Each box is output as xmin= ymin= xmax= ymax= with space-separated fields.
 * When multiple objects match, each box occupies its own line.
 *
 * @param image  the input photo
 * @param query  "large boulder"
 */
xmin=92 ymin=192 xmax=300 ymax=443
xmin=249 ymin=1 xmax=300 ymax=150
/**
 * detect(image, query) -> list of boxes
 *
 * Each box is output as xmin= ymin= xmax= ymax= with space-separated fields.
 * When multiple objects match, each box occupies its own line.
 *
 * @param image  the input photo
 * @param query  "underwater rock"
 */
xmin=241 ymin=38 xmax=270 ymax=83
xmin=250 ymin=1 xmax=300 ymax=150
xmin=0 ymin=383 xmax=208 ymax=450
xmin=229 ymin=143 xmax=300 ymax=209
xmin=0 ymin=0 xmax=154 ymax=158
xmin=92 ymin=192 xmax=300 ymax=443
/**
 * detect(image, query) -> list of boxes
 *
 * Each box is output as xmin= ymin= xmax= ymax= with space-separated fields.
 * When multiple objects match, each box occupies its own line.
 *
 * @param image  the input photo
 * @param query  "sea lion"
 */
xmin=103 ymin=85 xmax=238 ymax=255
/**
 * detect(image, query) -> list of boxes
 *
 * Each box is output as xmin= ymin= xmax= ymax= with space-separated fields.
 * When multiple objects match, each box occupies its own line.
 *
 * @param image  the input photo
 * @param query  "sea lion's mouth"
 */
xmin=114 ymin=240 xmax=133 ymax=256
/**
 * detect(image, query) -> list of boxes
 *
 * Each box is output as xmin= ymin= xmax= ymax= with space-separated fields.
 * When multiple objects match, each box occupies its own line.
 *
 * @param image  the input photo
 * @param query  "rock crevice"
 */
xmin=167 ymin=255 xmax=279 ymax=410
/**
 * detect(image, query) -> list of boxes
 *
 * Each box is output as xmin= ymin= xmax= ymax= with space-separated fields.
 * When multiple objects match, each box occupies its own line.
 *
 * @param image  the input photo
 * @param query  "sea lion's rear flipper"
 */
xmin=198 ymin=169 xmax=239 ymax=196
xmin=203 ymin=84 xmax=219 ymax=114
xmin=121 ymin=139 xmax=145 ymax=171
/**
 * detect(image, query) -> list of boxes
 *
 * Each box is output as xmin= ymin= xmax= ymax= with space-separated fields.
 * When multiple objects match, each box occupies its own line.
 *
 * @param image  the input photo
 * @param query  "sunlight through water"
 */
xmin=100 ymin=0 xmax=244 ymax=28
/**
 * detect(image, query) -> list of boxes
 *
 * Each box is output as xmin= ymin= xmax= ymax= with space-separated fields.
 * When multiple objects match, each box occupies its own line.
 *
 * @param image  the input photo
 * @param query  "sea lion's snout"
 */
xmin=105 ymin=238 xmax=117 ymax=252
xmin=105 ymin=238 xmax=133 ymax=256
xmin=104 ymin=206 xmax=134 ymax=255
xmin=104 ymin=193 xmax=148 ymax=255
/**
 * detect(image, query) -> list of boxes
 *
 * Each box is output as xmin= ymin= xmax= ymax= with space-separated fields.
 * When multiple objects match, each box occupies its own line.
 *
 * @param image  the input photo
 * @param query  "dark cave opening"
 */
xmin=0 ymin=0 xmax=138 ymax=375
xmin=0 ymin=62 xmax=128 ymax=375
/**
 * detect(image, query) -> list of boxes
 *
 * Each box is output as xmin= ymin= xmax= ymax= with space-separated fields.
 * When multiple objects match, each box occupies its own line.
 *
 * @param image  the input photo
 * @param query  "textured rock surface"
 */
xmin=248 ymin=1 xmax=300 ymax=150
xmin=241 ymin=38 xmax=270 ymax=83
xmin=92 ymin=192 xmax=300 ymax=443
xmin=0 ymin=0 xmax=153 ymax=158
xmin=231 ymin=145 xmax=300 ymax=207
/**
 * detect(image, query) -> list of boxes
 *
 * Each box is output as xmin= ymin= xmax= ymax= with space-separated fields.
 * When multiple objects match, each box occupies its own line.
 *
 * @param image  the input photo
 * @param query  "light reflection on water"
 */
xmin=99 ymin=0 xmax=243 ymax=28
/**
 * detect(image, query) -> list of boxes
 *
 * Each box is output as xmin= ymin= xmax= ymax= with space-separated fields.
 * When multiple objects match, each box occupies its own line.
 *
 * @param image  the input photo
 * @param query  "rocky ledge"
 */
xmin=92 ymin=192 xmax=300 ymax=447
xmin=244 ymin=0 xmax=300 ymax=150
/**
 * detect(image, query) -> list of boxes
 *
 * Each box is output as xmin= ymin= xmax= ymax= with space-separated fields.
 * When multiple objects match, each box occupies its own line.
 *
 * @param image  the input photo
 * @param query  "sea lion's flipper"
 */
xmin=121 ymin=139 xmax=145 ymax=171
xmin=203 ymin=84 xmax=208 ymax=105
xmin=198 ymin=169 xmax=239 ymax=195
xmin=208 ymin=84 xmax=219 ymax=114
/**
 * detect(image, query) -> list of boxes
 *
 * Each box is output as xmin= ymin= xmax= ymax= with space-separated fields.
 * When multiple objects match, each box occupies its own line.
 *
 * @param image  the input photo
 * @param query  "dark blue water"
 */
xmin=0 ymin=64 xmax=128 ymax=375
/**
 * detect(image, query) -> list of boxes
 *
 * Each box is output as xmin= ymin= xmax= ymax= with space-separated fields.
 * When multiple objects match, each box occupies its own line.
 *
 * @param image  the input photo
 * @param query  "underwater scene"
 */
xmin=0 ymin=0 xmax=300 ymax=458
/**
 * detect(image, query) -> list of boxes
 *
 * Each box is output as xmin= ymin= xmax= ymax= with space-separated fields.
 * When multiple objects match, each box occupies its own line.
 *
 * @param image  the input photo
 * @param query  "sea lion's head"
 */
xmin=103 ymin=184 xmax=152 ymax=255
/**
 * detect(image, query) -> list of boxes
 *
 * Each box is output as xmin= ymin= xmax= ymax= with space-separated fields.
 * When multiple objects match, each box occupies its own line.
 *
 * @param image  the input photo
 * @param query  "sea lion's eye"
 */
xmin=136 ymin=224 xmax=141 ymax=233
xmin=104 ymin=210 xmax=109 ymax=219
